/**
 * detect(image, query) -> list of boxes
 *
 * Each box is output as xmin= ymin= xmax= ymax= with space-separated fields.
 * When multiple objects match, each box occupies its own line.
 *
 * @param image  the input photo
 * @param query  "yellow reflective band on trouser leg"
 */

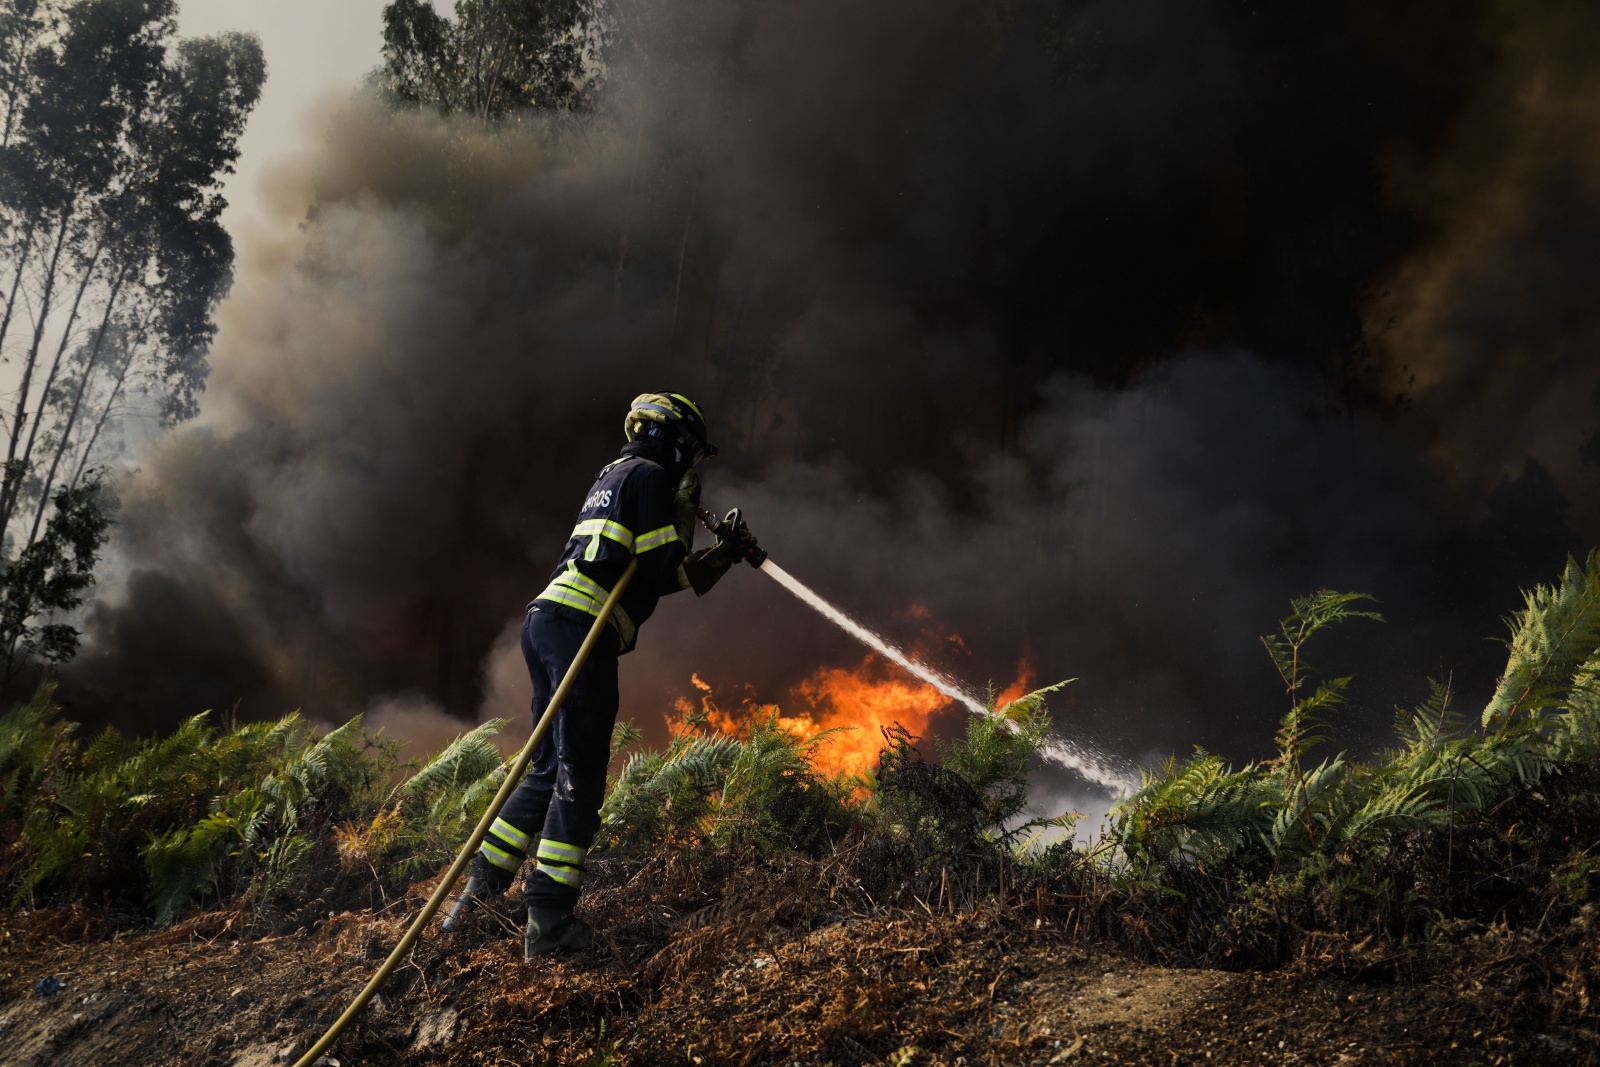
xmin=491 ymin=818 xmax=531 ymax=853
xmin=479 ymin=840 xmax=523 ymax=872
xmin=535 ymin=861 xmax=582 ymax=888
xmin=536 ymin=839 xmax=587 ymax=865
xmin=533 ymin=839 xmax=586 ymax=889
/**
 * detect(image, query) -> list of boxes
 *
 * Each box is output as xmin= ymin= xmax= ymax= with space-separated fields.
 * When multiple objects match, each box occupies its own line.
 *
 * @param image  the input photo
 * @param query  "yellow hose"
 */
xmin=291 ymin=557 xmax=639 ymax=1067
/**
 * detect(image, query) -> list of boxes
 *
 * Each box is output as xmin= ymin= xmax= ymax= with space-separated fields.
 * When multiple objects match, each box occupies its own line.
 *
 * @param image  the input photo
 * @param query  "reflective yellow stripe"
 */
xmin=667 ymin=393 xmax=704 ymax=421
xmin=536 ymin=861 xmax=582 ymax=888
xmin=575 ymin=518 xmax=634 ymax=561
xmin=552 ymin=570 xmax=638 ymax=645
xmin=491 ymin=818 xmax=531 ymax=852
xmin=574 ymin=518 xmax=634 ymax=549
xmin=613 ymin=605 xmax=636 ymax=646
xmin=479 ymin=841 xmax=522 ymax=872
xmin=533 ymin=580 xmax=638 ymax=649
xmin=559 ymin=565 xmax=610 ymax=602
xmin=635 ymin=525 xmax=680 ymax=553
xmin=537 ymin=839 xmax=586 ymax=863
xmin=539 ymin=585 xmax=603 ymax=615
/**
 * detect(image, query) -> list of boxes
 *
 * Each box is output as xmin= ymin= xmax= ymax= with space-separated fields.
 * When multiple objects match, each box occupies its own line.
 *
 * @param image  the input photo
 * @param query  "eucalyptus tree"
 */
xmin=0 ymin=0 xmax=263 ymax=684
xmin=376 ymin=0 xmax=604 ymax=122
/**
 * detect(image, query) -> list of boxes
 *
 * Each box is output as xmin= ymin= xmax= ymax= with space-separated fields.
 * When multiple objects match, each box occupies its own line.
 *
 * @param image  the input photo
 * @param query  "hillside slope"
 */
xmin=3 ymin=864 xmax=1592 ymax=1067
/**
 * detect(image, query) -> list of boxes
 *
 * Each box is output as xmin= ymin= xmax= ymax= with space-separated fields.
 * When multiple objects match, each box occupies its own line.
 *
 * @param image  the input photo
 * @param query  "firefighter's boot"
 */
xmin=524 ymin=906 xmax=593 ymax=959
xmin=441 ymin=856 xmax=516 ymax=932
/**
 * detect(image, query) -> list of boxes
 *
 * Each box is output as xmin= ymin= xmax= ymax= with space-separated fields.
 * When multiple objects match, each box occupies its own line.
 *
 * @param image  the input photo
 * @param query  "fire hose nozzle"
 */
xmin=697 ymin=507 xmax=767 ymax=567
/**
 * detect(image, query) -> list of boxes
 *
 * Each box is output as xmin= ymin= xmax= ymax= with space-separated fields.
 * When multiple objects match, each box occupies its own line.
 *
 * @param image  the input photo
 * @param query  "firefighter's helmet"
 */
xmin=624 ymin=392 xmax=717 ymax=463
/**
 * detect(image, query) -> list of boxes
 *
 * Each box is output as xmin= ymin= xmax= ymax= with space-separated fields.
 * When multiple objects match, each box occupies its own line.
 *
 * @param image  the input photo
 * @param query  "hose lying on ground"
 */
xmin=290 ymin=557 xmax=639 ymax=1067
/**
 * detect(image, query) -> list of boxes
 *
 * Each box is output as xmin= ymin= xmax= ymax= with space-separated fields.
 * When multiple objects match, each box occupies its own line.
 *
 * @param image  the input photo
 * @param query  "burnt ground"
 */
xmin=2 ymin=862 xmax=1596 ymax=1067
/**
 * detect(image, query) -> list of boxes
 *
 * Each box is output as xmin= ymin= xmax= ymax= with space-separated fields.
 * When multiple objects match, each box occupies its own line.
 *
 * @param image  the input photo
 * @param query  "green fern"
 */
xmin=1113 ymin=750 xmax=1272 ymax=868
xmin=373 ymin=719 xmax=509 ymax=879
xmin=1267 ymin=754 xmax=1350 ymax=859
xmin=394 ymin=719 xmax=507 ymax=810
xmin=713 ymin=711 xmax=853 ymax=854
xmin=938 ymin=682 xmax=1067 ymax=839
xmin=249 ymin=833 xmax=311 ymax=915
xmin=1484 ymin=550 xmax=1600 ymax=731
xmin=1262 ymin=592 xmax=1381 ymax=777
xmin=144 ymin=788 xmax=273 ymax=924
xmin=1548 ymin=658 xmax=1600 ymax=760
xmin=0 ymin=685 xmax=69 ymax=823
xmin=596 ymin=732 xmax=743 ymax=852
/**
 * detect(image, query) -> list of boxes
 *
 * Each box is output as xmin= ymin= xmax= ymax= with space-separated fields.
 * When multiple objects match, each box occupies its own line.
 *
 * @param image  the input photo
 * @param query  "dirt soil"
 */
xmin=2 ymin=875 xmax=1594 ymax=1067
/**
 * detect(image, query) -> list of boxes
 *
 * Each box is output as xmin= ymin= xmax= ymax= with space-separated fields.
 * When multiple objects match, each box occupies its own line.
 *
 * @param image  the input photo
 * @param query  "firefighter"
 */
xmin=443 ymin=392 xmax=760 ymax=958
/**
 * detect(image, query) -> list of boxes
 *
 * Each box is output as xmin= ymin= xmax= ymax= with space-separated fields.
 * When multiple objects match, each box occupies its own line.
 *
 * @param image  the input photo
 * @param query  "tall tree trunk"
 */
xmin=0 ymin=213 xmax=71 ymax=540
xmin=0 ymin=221 xmax=36 ymax=374
xmin=0 ymin=15 xmax=41 ymax=150
xmin=477 ymin=30 xmax=511 ymax=122
xmin=69 ymin=336 xmax=135 ymax=491
xmin=3 ymin=239 xmax=103 ymax=536
xmin=26 ymin=267 xmax=125 ymax=550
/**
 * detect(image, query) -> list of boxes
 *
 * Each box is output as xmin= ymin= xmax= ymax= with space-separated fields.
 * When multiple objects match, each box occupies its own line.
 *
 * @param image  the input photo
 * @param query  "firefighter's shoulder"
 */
xmin=612 ymin=454 xmax=672 ymax=490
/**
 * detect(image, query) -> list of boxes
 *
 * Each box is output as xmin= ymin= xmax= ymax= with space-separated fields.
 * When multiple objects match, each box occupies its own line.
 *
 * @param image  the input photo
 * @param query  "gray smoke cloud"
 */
xmin=57 ymin=0 xmax=1600 ymax=797
xmin=629 ymin=353 xmax=1440 ymax=767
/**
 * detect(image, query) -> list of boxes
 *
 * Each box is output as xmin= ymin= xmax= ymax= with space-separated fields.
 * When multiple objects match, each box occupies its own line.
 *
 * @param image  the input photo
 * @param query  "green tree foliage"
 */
xmin=0 ymin=473 xmax=111 ymax=677
xmin=0 ymin=1 xmax=263 ymax=683
xmin=375 ymin=0 xmax=603 ymax=122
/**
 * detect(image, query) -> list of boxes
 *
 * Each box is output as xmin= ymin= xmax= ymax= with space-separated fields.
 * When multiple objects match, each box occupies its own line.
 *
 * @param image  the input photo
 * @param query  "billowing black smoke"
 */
xmin=59 ymin=0 xmax=1600 ymax=785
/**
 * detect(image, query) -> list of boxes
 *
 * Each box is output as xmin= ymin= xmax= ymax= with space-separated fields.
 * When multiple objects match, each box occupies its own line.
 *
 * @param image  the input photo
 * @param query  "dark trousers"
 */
xmin=480 ymin=605 xmax=620 ymax=910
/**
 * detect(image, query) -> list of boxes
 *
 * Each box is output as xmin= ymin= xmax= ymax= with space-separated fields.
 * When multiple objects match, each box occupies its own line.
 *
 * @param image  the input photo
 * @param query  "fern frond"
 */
xmin=396 ymin=720 xmax=507 ymax=807
xmin=1112 ymin=750 xmax=1272 ymax=867
xmin=1268 ymin=754 xmax=1349 ymax=858
xmin=0 ymin=685 xmax=69 ymax=822
xmin=993 ymin=680 xmax=1074 ymax=721
xmin=1484 ymin=550 xmax=1600 ymax=731
xmin=1337 ymin=782 xmax=1444 ymax=847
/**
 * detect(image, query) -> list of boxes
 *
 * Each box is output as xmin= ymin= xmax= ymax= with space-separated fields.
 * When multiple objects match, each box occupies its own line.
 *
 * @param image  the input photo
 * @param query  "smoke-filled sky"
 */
xmin=60 ymin=0 xmax=1600 ymax=801
xmin=174 ymin=0 xmax=389 ymax=232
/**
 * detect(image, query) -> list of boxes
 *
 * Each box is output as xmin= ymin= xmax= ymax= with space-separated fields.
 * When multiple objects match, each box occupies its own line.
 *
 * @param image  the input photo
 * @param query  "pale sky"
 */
xmin=175 ymin=0 xmax=395 ymax=230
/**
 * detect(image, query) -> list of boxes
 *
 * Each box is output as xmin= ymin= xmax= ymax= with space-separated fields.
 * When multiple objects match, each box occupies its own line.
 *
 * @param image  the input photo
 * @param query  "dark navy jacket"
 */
xmin=531 ymin=454 xmax=690 ymax=652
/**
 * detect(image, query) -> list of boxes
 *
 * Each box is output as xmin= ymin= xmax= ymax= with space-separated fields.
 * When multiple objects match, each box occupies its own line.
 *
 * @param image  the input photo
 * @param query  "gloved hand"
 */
xmin=682 ymin=542 xmax=736 ymax=596
xmin=682 ymin=508 xmax=764 ymax=595
xmin=700 ymin=508 xmax=765 ymax=567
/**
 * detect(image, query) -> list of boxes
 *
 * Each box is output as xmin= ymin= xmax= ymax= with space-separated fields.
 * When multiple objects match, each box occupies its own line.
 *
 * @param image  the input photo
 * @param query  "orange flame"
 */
xmin=783 ymin=655 xmax=951 ymax=777
xmin=673 ymin=651 xmax=1034 ymax=779
xmin=994 ymin=654 xmax=1035 ymax=710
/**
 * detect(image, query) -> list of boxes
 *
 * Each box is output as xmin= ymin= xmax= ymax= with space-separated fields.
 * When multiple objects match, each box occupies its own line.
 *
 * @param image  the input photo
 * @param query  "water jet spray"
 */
xmin=699 ymin=509 xmax=1137 ymax=795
